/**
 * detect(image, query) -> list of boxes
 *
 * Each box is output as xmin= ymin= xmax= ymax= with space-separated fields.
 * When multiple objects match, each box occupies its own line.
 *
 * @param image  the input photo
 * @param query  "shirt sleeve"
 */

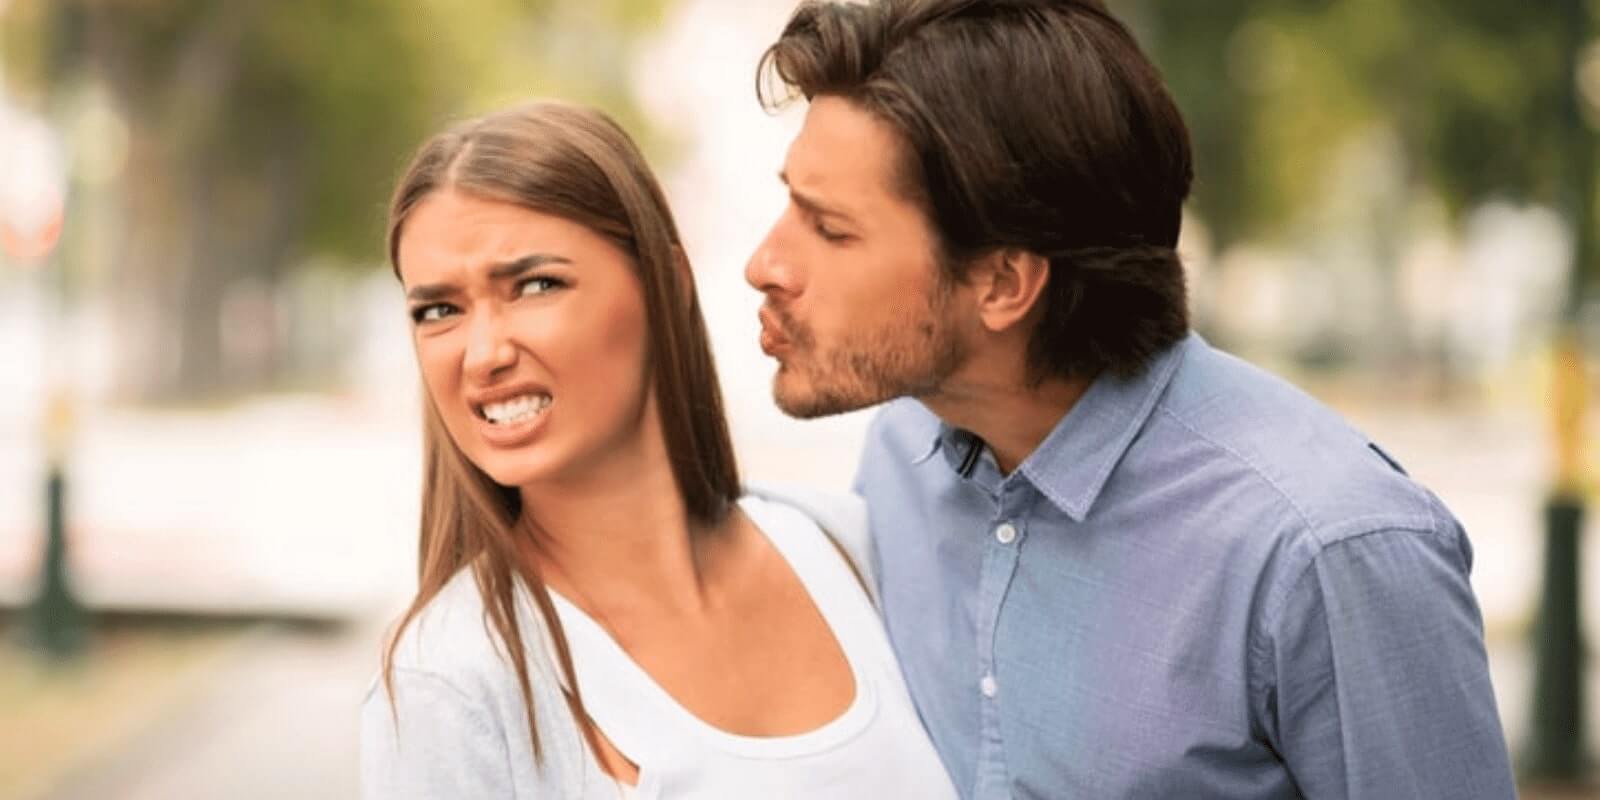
xmin=360 ymin=668 xmax=515 ymax=800
xmin=1263 ymin=525 xmax=1516 ymax=799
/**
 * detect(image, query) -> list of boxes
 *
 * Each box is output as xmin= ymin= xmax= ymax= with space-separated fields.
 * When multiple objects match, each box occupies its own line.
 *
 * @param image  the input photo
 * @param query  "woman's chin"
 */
xmin=470 ymin=450 xmax=560 ymax=490
xmin=483 ymin=464 xmax=551 ymax=490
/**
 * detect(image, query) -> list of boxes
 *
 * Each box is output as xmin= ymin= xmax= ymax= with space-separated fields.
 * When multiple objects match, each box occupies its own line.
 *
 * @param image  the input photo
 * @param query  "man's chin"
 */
xmin=772 ymin=373 xmax=881 ymax=420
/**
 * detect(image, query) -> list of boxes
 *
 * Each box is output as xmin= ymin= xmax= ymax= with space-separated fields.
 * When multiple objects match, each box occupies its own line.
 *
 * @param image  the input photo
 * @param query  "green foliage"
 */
xmin=0 ymin=0 xmax=672 ymax=399
xmin=2 ymin=0 xmax=671 ymax=264
xmin=1133 ymin=0 xmax=1580 ymax=245
xmin=229 ymin=0 xmax=669 ymax=261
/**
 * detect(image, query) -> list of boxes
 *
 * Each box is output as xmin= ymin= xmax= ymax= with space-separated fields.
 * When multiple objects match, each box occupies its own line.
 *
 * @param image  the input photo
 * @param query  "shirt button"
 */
xmin=980 ymin=674 xmax=998 ymax=698
xmin=994 ymin=522 xmax=1017 ymax=545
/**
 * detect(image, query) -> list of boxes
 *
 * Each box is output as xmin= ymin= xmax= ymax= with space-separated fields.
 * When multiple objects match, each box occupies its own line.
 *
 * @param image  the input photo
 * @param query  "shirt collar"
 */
xmin=908 ymin=405 xmax=947 ymax=465
xmin=908 ymin=332 xmax=1196 ymax=522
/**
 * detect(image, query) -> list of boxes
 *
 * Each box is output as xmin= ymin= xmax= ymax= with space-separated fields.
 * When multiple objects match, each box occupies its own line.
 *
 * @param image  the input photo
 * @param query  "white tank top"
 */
xmin=548 ymin=495 xmax=958 ymax=800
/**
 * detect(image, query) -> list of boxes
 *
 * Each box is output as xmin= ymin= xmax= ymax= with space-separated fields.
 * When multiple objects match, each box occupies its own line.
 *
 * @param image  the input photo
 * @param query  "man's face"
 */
xmin=746 ymin=96 xmax=969 ymax=418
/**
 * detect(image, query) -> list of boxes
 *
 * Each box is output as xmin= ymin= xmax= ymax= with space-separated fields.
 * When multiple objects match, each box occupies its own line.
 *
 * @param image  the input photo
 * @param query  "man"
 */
xmin=745 ymin=1 xmax=1516 ymax=798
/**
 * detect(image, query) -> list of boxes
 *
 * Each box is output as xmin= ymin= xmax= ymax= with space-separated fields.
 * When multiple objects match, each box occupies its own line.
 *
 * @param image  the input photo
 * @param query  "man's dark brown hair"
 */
xmin=759 ymin=0 xmax=1193 ymax=381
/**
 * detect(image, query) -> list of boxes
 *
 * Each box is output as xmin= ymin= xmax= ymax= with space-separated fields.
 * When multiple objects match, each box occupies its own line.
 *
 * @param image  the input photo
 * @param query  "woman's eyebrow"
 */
xmin=487 ymin=253 xmax=573 ymax=282
xmin=406 ymin=254 xmax=574 ymax=302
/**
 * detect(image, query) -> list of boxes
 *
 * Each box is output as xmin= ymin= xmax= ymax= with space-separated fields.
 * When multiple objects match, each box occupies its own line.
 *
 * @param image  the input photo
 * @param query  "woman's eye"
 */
xmin=410 ymin=304 xmax=456 ymax=324
xmin=519 ymin=276 xmax=565 ymax=296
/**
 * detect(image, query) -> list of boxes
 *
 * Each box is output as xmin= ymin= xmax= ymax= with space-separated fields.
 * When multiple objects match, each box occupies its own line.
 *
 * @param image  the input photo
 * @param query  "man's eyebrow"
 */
xmin=405 ymin=254 xmax=573 ymax=302
xmin=778 ymin=171 xmax=855 ymax=222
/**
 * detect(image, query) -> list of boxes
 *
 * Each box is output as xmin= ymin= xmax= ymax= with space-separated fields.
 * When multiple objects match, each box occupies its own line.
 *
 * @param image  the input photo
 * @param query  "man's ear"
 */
xmin=973 ymin=247 xmax=1050 ymax=333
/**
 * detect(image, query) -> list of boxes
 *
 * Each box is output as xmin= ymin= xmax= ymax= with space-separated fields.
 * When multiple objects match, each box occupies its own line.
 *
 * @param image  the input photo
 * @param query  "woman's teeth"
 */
xmin=481 ymin=394 xmax=552 ymax=425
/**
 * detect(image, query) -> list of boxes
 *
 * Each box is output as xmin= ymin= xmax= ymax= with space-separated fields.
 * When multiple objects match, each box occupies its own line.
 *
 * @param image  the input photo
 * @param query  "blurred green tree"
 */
xmin=2 ymin=0 xmax=667 ymax=401
xmin=1121 ymin=0 xmax=1580 ymax=373
xmin=1132 ymin=0 xmax=1572 ymax=246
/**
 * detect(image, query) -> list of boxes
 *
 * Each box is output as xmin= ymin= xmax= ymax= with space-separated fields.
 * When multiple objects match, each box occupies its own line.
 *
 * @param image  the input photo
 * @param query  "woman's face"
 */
xmin=397 ymin=189 xmax=654 ymax=489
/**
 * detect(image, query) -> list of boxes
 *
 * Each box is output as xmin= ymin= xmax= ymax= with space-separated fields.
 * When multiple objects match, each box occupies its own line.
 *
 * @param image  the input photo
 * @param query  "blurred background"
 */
xmin=0 ymin=0 xmax=1596 ymax=797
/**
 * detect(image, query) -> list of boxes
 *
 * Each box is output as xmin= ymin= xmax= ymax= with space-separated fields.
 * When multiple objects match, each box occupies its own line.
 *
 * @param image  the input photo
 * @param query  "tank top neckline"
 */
xmin=545 ymin=494 xmax=881 ymax=762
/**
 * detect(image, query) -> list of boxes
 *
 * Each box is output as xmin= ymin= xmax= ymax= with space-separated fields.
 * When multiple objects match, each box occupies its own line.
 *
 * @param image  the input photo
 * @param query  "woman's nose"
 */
xmin=463 ymin=307 xmax=517 ymax=380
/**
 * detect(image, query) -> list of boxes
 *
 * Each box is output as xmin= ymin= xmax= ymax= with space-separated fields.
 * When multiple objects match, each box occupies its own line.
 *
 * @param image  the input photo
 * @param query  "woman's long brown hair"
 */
xmin=379 ymin=101 xmax=741 ymax=766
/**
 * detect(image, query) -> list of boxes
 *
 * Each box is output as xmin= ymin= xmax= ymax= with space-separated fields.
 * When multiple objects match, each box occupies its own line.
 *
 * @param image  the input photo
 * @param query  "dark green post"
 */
xmin=1525 ymin=338 xmax=1589 ymax=780
xmin=27 ymin=456 xmax=85 ymax=657
xmin=18 ymin=0 xmax=91 ymax=662
xmin=1523 ymin=0 xmax=1595 ymax=784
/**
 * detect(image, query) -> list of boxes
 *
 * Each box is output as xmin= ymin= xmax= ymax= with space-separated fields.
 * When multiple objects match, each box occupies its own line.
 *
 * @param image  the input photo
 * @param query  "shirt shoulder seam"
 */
xmin=1308 ymin=562 xmax=1350 ymax=791
xmin=1247 ymin=516 xmax=1449 ymax=737
xmin=1250 ymin=520 xmax=1452 ymax=707
xmin=1153 ymin=405 xmax=1317 ymax=528
xmin=1268 ymin=522 xmax=1443 ymax=628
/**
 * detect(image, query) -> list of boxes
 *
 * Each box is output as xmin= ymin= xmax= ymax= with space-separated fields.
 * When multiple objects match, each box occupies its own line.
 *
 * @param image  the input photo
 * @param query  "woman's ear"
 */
xmin=972 ymin=247 xmax=1050 ymax=333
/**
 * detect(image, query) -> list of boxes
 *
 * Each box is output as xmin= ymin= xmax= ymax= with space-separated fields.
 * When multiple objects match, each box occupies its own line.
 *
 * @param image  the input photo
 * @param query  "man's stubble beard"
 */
xmin=772 ymin=283 xmax=967 ymax=419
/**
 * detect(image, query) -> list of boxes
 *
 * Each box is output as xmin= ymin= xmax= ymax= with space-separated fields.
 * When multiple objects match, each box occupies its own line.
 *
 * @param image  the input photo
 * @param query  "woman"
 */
xmin=359 ymin=101 xmax=957 ymax=799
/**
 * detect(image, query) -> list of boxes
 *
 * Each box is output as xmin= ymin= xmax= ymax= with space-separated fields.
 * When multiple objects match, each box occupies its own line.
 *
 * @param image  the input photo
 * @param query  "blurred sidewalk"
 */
xmin=2 ymin=398 xmax=1598 ymax=797
xmin=0 ymin=397 xmax=421 ymax=619
xmin=9 ymin=614 xmax=1587 ymax=800
xmin=17 ymin=616 xmax=384 ymax=800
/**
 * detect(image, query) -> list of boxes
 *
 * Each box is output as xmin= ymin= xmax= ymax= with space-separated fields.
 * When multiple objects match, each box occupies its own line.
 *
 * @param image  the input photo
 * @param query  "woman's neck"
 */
xmin=517 ymin=430 xmax=719 ymax=619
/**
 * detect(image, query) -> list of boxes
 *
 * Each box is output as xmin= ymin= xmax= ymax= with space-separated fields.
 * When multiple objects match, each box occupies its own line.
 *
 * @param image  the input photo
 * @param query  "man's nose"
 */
xmin=745 ymin=225 xmax=793 ymax=296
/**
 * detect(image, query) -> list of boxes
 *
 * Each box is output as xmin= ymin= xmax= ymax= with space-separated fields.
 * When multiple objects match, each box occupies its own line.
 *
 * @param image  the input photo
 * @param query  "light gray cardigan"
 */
xmin=358 ymin=484 xmax=874 ymax=799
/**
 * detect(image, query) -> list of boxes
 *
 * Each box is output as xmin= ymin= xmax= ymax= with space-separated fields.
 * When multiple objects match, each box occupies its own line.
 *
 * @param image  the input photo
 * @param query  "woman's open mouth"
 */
xmin=472 ymin=392 xmax=554 ymax=446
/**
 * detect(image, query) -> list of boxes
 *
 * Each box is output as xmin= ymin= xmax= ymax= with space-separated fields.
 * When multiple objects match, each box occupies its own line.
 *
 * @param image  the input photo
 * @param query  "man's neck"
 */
xmin=920 ymin=369 xmax=1094 ymax=476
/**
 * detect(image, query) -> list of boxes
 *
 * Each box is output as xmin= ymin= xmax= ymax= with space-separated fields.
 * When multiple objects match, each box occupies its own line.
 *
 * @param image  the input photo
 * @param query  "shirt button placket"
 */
xmin=981 ymin=521 xmax=1015 ymax=705
xmin=974 ymin=516 xmax=1021 ymax=797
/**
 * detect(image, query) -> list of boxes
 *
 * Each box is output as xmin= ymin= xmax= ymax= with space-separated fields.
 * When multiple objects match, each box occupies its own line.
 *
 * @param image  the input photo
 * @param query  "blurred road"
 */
xmin=31 ymin=619 xmax=380 ymax=800
xmin=1 ymin=397 xmax=1597 ymax=798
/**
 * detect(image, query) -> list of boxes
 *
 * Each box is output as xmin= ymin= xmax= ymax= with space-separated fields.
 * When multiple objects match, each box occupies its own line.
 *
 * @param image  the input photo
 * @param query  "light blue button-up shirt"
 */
xmin=854 ymin=333 xmax=1514 ymax=799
